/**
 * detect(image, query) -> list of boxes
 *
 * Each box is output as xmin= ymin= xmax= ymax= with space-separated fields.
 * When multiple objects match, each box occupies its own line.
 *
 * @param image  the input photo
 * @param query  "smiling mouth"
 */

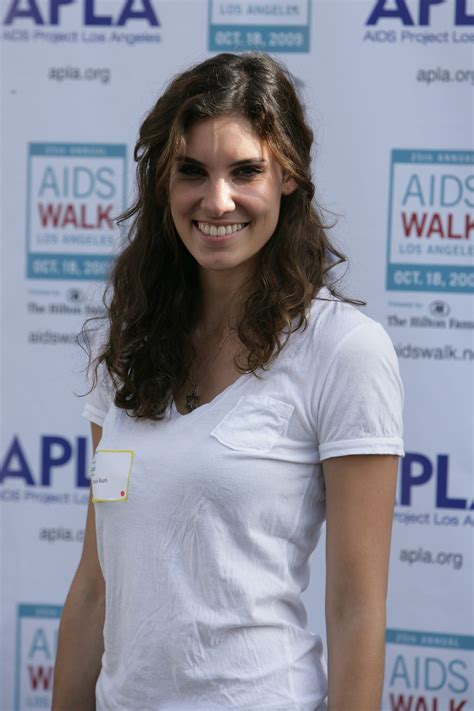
xmin=193 ymin=221 xmax=250 ymax=237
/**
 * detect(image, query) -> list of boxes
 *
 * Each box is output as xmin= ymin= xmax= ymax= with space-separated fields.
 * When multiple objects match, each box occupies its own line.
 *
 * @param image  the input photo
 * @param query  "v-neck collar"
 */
xmin=170 ymin=371 xmax=252 ymax=420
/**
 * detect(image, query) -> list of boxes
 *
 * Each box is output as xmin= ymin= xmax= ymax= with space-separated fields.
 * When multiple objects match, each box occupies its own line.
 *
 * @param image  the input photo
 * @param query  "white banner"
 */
xmin=1 ymin=1 xmax=472 ymax=709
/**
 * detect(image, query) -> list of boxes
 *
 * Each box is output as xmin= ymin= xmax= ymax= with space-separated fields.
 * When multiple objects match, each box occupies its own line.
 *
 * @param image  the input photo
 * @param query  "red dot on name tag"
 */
xmin=120 ymin=490 xmax=125 ymax=497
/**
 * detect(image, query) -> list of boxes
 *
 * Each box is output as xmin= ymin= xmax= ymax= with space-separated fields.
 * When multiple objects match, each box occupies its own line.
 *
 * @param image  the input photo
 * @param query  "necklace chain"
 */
xmin=185 ymin=329 xmax=236 ymax=413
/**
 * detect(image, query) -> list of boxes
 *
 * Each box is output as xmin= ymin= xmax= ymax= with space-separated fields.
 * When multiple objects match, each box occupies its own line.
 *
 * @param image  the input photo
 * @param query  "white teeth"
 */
xmin=196 ymin=222 xmax=247 ymax=236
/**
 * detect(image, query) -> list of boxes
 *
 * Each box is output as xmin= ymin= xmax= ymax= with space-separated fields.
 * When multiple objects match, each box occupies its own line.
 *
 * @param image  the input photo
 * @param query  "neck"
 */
xmin=197 ymin=261 xmax=256 ymax=336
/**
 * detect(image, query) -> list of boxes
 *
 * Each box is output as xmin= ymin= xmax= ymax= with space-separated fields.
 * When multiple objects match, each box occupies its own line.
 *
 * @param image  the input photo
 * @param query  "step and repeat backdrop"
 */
xmin=1 ymin=1 xmax=473 ymax=709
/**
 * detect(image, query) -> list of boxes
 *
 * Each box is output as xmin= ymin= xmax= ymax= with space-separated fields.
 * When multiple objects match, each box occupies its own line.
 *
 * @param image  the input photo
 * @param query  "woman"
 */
xmin=53 ymin=52 xmax=404 ymax=710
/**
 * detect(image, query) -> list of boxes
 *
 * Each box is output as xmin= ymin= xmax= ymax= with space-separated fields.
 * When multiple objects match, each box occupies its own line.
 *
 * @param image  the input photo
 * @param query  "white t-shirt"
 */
xmin=82 ymin=287 xmax=404 ymax=711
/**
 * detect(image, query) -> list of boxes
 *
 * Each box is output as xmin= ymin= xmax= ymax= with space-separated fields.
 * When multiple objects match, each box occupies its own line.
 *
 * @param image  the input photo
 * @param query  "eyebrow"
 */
xmin=175 ymin=155 xmax=267 ymax=167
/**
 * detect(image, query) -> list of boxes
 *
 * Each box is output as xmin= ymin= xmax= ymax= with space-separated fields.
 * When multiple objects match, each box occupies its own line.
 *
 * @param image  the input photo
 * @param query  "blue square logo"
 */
xmin=26 ymin=143 xmax=127 ymax=280
xmin=208 ymin=0 xmax=311 ymax=53
xmin=15 ymin=604 xmax=62 ymax=711
xmin=386 ymin=150 xmax=474 ymax=293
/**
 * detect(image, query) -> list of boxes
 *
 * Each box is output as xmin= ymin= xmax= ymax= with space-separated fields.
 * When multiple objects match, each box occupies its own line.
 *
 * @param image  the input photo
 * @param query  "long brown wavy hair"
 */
xmin=80 ymin=51 xmax=363 ymax=421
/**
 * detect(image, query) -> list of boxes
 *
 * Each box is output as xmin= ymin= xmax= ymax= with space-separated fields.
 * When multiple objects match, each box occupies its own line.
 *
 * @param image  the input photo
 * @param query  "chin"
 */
xmin=198 ymin=258 xmax=238 ymax=272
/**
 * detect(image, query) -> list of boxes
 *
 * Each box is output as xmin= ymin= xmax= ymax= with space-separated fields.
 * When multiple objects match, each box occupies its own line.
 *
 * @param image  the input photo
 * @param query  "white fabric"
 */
xmin=82 ymin=287 xmax=404 ymax=710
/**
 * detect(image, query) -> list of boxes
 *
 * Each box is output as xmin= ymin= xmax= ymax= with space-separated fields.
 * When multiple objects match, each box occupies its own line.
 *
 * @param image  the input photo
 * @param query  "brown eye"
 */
xmin=235 ymin=166 xmax=263 ymax=178
xmin=178 ymin=164 xmax=204 ymax=177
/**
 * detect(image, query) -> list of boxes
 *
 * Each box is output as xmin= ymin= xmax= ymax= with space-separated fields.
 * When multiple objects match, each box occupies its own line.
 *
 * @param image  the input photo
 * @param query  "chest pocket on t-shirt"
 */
xmin=210 ymin=395 xmax=294 ymax=454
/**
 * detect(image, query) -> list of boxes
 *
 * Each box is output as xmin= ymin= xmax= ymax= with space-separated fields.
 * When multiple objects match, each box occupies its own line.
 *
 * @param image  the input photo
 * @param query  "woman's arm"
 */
xmin=52 ymin=423 xmax=105 ymax=711
xmin=322 ymin=453 xmax=398 ymax=711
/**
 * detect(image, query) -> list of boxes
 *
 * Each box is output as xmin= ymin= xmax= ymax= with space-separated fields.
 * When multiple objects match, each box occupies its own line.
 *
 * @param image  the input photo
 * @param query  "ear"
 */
xmin=281 ymin=174 xmax=298 ymax=196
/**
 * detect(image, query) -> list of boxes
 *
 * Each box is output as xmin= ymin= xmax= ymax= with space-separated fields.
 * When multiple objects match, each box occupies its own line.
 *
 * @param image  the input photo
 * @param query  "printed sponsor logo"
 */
xmin=26 ymin=329 xmax=79 ymax=343
xmin=15 ymin=604 xmax=61 ymax=711
xmin=398 ymin=453 xmax=473 ymax=512
xmin=208 ymin=0 xmax=310 ymax=53
xmin=415 ymin=67 xmax=474 ymax=87
xmin=384 ymin=629 xmax=472 ymax=711
xmin=367 ymin=0 xmax=474 ymax=27
xmin=385 ymin=299 xmax=474 ymax=338
xmin=26 ymin=143 xmax=126 ymax=280
xmin=38 ymin=526 xmax=84 ymax=542
xmin=1 ymin=0 xmax=161 ymax=45
xmin=387 ymin=316 xmax=474 ymax=330
xmin=393 ymin=342 xmax=474 ymax=361
xmin=27 ymin=285 xmax=104 ymax=316
xmin=393 ymin=451 xmax=474 ymax=530
xmin=399 ymin=547 xmax=464 ymax=570
xmin=394 ymin=509 xmax=474 ymax=528
xmin=429 ymin=300 xmax=451 ymax=317
xmin=3 ymin=0 xmax=160 ymax=26
xmin=48 ymin=65 xmax=111 ymax=83
xmin=25 ymin=283 xmax=105 ymax=339
xmin=387 ymin=301 xmax=474 ymax=331
xmin=0 ymin=434 xmax=91 ymax=490
xmin=66 ymin=286 xmax=86 ymax=303
xmin=363 ymin=0 xmax=474 ymax=46
xmin=386 ymin=150 xmax=474 ymax=293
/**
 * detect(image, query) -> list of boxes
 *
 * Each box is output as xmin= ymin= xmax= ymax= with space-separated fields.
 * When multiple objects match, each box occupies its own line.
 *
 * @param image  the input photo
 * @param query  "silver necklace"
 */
xmin=185 ymin=329 xmax=235 ymax=412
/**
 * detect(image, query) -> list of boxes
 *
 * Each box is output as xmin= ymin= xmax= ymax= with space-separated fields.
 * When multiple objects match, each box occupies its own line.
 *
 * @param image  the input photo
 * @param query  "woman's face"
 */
xmin=169 ymin=113 xmax=296 ymax=279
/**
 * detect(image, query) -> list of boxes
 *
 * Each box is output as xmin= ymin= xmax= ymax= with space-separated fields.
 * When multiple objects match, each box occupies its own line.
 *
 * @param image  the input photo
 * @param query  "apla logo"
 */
xmin=3 ymin=0 xmax=160 ymax=26
xmin=400 ymin=453 xmax=474 ymax=511
xmin=1 ymin=435 xmax=90 ymax=488
xmin=366 ymin=0 xmax=474 ymax=26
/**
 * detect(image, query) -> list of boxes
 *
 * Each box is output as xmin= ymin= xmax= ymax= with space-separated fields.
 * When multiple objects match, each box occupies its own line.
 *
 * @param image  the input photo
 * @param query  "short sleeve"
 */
xmin=317 ymin=321 xmax=404 ymax=461
xmin=81 ymin=329 xmax=115 ymax=427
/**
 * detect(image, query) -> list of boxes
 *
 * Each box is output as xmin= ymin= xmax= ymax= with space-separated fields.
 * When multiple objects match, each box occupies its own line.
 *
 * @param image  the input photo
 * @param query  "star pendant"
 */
xmin=185 ymin=390 xmax=200 ymax=412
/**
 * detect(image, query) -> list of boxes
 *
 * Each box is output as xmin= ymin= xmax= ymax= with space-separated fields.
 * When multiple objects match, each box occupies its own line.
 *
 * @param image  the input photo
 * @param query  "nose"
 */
xmin=201 ymin=178 xmax=235 ymax=215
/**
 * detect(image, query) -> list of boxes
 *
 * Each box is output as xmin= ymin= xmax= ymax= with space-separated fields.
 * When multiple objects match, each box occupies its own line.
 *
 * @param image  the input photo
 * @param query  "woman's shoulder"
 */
xmin=283 ymin=286 xmax=398 ymax=377
xmin=81 ymin=321 xmax=116 ymax=425
xmin=306 ymin=286 xmax=382 ymax=343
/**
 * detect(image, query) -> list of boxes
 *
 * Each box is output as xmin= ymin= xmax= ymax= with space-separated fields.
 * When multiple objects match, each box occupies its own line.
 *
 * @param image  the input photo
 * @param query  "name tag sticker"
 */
xmin=91 ymin=449 xmax=134 ymax=503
